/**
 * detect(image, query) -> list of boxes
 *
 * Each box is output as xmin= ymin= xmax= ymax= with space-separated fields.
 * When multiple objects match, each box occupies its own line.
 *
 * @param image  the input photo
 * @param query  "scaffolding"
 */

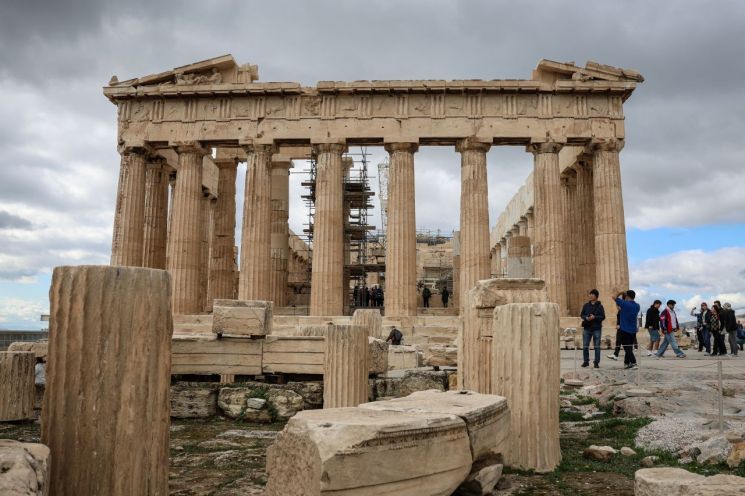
xmin=377 ymin=156 xmax=390 ymax=240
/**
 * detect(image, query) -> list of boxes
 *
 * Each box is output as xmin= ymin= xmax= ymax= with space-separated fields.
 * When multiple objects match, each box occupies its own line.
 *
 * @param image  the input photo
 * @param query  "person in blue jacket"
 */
xmin=615 ymin=290 xmax=641 ymax=369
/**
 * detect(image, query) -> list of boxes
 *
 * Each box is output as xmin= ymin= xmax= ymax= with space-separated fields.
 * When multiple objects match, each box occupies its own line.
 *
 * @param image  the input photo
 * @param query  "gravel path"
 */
xmin=636 ymin=416 xmax=745 ymax=453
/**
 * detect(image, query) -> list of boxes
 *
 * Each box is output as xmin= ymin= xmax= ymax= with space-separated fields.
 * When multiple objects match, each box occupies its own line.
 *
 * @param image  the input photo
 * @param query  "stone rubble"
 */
xmin=0 ymin=440 xmax=50 ymax=496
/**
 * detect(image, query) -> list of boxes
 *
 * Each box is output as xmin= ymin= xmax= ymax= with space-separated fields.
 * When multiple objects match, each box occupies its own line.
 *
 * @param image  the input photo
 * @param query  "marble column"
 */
xmin=502 ymin=233 xmax=512 ymax=276
xmin=575 ymin=158 xmax=596 ymax=304
xmin=166 ymin=142 xmax=209 ymax=314
xmin=208 ymin=157 xmax=238 ymax=307
xmin=323 ymin=324 xmax=368 ymax=408
xmin=111 ymin=147 xmax=147 ymax=267
xmin=518 ymin=217 xmax=528 ymax=236
xmin=142 ymin=158 xmax=169 ymax=269
xmin=199 ymin=195 xmax=215 ymax=312
xmin=590 ymin=139 xmax=629 ymax=301
xmin=525 ymin=210 xmax=535 ymax=263
xmin=270 ymin=157 xmax=291 ymax=307
xmin=561 ymin=171 xmax=579 ymax=315
xmin=457 ymin=137 xmax=492 ymax=310
xmin=310 ymin=143 xmax=346 ymax=316
xmin=239 ymin=144 xmax=273 ymax=301
xmin=384 ymin=142 xmax=418 ymax=316
xmin=529 ymin=141 xmax=568 ymax=315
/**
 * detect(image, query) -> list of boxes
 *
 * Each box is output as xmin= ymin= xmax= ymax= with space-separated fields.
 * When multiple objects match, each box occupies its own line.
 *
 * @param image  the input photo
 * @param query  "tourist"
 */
xmin=607 ymin=296 xmax=627 ymax=361
xmin=386 ymin=326 xmax=403 ymax=345
xmin=441 ymin=287 xmax=450 ymax=308
xmin=422 ymin=286 xmax=432 ymax=308
xmin=655 ymin=300 xmax=686 ymax=358
xmin=353 ymin=285 xmax=360 ymax=307
xmin=615 ymin=290 xmax=640 ymax=369
xmin=645 ymin=300 xmax=662 ymax=356
xmin=723 ymin=303 xmax=738 ymax=356
xmin=736 ymin=321 xmax=745 ymax=351
xmin=34 ymin=357 xmax=46 ymax=386
xmin=376 ymin=287 xmax=384 ymax=307
xmin=710 ymin=305 xmax=727 ymax=356
xmin=690 ymin=302 xmax=711 ymax=354
xmin=362 ymin=285 xmax=369 ymax=307
xmin=580 ymin=289 xmax=606 ymax=368
xmin=369 ymin=287 xmax=377 ymax=307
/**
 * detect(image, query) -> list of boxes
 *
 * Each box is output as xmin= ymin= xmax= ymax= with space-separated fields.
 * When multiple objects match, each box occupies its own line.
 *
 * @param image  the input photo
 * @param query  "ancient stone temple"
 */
xmin=104 ymin=55 xmax=642 ymax=317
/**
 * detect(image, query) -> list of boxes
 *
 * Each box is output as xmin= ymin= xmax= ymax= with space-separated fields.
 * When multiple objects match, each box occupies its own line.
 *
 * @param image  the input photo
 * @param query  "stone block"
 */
xmin=388 ymin=344 xmax=420 ymax=370
xmin=635 ymin=467 xmax=745 ymax=495
xmin=245 ymin=397 xmax=266 ymax=410
xmin=324 ymin=325 xmax=368 ymax=408
xmin=351 ymin=309 xmax=383 ymax=339
xmin=218 ymin=387 xmax=267 ymax=420
xmin=7 ymin=341 xmax=48 ymax=361
xmin=426 ymin=345 xmax=458 ymax=367
xmin=263 ymin=335 xmax=325 ymax=375
xmin=287 ymin=381 xmax=324 ymax=410
xmin=455 ymin=462 xmax=503 ymax=496
xmin=267 ymin=389 xmax=304 ymax=421
xmin=212 ymin=299 xmax=273 ymax=336
xmin=265 ymin=407 xmax=472 ymax=496
xmin=0 ymin=439 xmax=50 ymax=496
xmin=0 ymin=352 xmax=35 ymax=421
xmin=368 ymin=337 xmax=389 ymax=375
xmin=172 ymin=335 xmax=263 ymax=376
xmin=360 ymin=389 xmax=510 ymax=462
xmin=399 ymin=370 xmax=448 ymax=397
xmin=170 ymin=382 xmax=219 ymax=418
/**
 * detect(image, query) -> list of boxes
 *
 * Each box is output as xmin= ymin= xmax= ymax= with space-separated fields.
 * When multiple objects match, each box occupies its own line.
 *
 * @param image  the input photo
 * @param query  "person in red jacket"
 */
xmin=655 ymin=300 xmax=687 ymax=358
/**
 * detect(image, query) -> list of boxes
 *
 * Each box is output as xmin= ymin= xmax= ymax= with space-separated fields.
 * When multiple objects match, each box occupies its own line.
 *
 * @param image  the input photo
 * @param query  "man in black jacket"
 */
xmin=645 ymin=300 xmax=662 ymax=356
xmin=580 ymin=289 xmax=606 ymax=368
xmin=723 ymin=303 xmax=738 ymax=356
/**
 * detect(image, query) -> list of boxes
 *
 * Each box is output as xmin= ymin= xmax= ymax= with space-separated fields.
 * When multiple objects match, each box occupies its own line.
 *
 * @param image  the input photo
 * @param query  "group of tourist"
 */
xmin=581 ymin=289 xmax=743 ymax=370
xmin=352 ymin=285 xmax=384 ymax=308
xmin=419 ymin=284 xmax=450 ymax=308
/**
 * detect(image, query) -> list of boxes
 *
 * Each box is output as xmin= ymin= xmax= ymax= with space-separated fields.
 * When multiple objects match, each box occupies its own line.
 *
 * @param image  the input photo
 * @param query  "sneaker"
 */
xmin=646 ymin=352 xmax=654 ymax=357
xmin=607 ymin=354 xmax=618 ymax=361
xmin=704 ymin=352 xmax=711 ymax=356
xmin=627 ymin=363 xmax=638 ymax=369
xmin=676 ymin=354 xmax=687 ymax=358
xmin=581 ymin=362 xmax=589 ymax=368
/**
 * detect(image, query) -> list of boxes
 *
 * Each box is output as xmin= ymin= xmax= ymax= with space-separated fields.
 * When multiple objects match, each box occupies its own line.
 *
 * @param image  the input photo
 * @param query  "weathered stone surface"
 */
xmin=267 ymin=389 xmax=304 ymax=421
xmin=172 ymin=334 xmax=263 ymax=376
xmin=170 ymin=382 xmax=218 ymax=418
xmin=727 ymin=441 xmax=745 ymax=468
xmin=324 ymin=325 xmax=368 ymax=408
xmin=368 ymin=337 xmax=389 ymax=375
xmin=620 ymin=446 xmax=637 ymax=457
xmin=388 ymin=344 xmax=420 ymax=370
xmin=7 ymin=341 xmax=48 ymax=360
xmin=455 ymin=462 xmax=503 ymax=496
xmin=263 ymin=335 xmax=324 ymax=375
xmin=266 ymin=407 xmax=472 ymax=496
xmin=635 ymin=467 xmax=745 ymax=495
xmin=352 ymin=309 xmax=383 ymax=339
xmin=694 ymin=435 xmax=730 ymax=465
xmin=0 ymin=352 xmax=35 ymax=421
xmin=0 ymin=439 xmax=50 ymax=496
xmin=287 ymin=381 xmax=324 ymax=410
xmin=218 ymin=388 xmax=269 ymax=421
xmin=212 ymin=299 xmax=273 ymax=336
xmin=399 ymin=370 xmax=448 ymax=397
xmin=43 ymin=265 xmax=172 ymax=496
xmin=492 ymin=302 xmax=561 ymax=472
xmin=640 ymin=456 xmax=659 ymax=468
xmin=245 ymin=398 xmax=266 ymax=410
xmin=583 ymin=445 xmax=616 ymax=462
xmin=360 ymin=390 xmax=510 ymax=462
xmin=426 ymin=344 xmax=458 ymax=367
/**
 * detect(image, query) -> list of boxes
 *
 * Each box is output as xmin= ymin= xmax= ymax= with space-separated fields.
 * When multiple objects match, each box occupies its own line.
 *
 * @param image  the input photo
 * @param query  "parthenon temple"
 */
xmin=104 ymin=54 xmax=642 ymax=320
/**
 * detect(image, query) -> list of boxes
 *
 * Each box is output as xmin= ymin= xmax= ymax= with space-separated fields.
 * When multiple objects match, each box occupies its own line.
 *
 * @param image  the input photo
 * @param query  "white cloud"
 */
xmin=0 ymin=298 xmax=48 ymax=329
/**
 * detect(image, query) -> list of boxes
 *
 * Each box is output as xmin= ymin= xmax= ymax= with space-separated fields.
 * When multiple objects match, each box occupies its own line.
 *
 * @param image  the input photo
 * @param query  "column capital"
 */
xmin=312 ymin=142 xmax=347 ymax=154
xmin=145 ymin=156 xmax=167 ymax=170
xmin=499 ymin=237 xmax=507 ymax=245
xmin=118 ymin=144 xmax=152 ymax=156
xmin=384 ymin=142 xmax=419 ymax=154
xmin=587 ymin=138 xmax=625 ymax=153
xmin=170 ymin=141 xmax=210 ymax=156
xmin=527 ymin=141 xmax=564 ymax=155
xmin=241 ymin=143 xmax=276 ymax=155
xmin=456 ymin=137 xmax=492 ymax=153
xmin=213 ymin=157 xmax=240 ymax=169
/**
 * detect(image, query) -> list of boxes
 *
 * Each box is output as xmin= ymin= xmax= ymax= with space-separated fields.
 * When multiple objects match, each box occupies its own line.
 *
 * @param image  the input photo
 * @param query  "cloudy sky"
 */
xmin=1 ymin=0 xmax=744 ymax=329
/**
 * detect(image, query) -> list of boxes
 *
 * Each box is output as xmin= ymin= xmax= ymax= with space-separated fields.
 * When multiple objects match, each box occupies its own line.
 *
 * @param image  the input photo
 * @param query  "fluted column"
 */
xmin=384 ymin=142 xmax=418 ymax=316
xmin=491 ymin=244 xmax=501 ymax=276
xmin=208 ymin=157 xmax=238 ymax=308
xmin=0 ymin=352 xmax=34 ymax=421
xmin=590 ymin=139 xmax=629 ymax=301
xmin=529 ymin=141 xmax=568 ymax=315
xmin=492 ymin=302 xmax=561 ymax=472
xmin=199 ymin=195 xmax=215 ymax=312
xmin=44 ymin=265 xmax=172 ymax=495
xmin=142 ymin=158 xmax=169 ymax=269
xmin=111 ymin=147 xmax=147 ymax=266
xmin=575 ymin=158 xmax=596 ymax=304
xmin=310 ymin=143 xmax=346 ymax=316
xmin=457 ymin=137 xmax=492 ymax=310
xmin=323 ymin=324 xmax=368 ymax=408
xmin=525 ymin=210 xmax=535 ymax=262
xmin=239 ymin=144 xmax=273 ymax=301
xmin=561 ymin=171 xmax=579 ymax=315
xmin=167 ymin=142 xmax=209 ymax=314
xmin=270 ymin=158 xmax=291 ymax=307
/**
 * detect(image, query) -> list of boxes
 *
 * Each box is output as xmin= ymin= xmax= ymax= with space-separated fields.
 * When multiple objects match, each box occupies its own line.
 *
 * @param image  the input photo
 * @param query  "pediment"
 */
xmin=534 ymin=59 xmax=644 ymax=83
xmin=107 ymin=54 xmax=259 ymax=88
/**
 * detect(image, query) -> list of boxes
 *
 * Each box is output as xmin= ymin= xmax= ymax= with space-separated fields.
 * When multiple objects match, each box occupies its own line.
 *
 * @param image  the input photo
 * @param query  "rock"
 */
xmin=560 ymin=399 xmax=572 ymax=408
xmin=626 ymin=388 xmax=654 ymax=398
xmin=218 ymin=430 xmax=278 ymax=440
xmin=583 ymin=445 xmax=616 ymax=462
xmin=620 ymin=447 xmax=637 ymax=457
xmin=726 ymin=441 xmax=745 ymax=468
xmin=388 ymin=345 xmax=420 ymax=370
xmin=170 ymin=382 xmax=219 ymax=418
xmin=0 ymin=440 xmax=49 ymax=496
xmin=245 ymin=398 xmax=266 ymax=410
xmin=7 ymin=341 xmax=48 ymax=361
xmin=455 ymin=463 xmax=503 ymax=495
xmin=398 ymin=370 xmax=447 ymax=397
xmin=725 ymin=430 xmax=745 ymax=444
xmin=694 ymin=435 xmax=731 ymax=465
xmin=265 ymin=407 xmax=472 ymax=496
xmin=267 ymin=389 xmax=304 ymax=421
xmin=218 ymin=388 xmax=271 ymax=422
xmin=287 ymin=381 xmax=324 ymax=410
xmin=212 ymin=299 xmax=272 ymax=336
xmin=426 ymin=345 xmax=458 ymax=367
xmin=197 ymin=439 xmax=243 ymax=450
xmin=368 ymin=337 xmax=389 ymax=375
xmin=635 ymin=467 xmax=745 ymax=495
xmin=564 ymin=379 xmax=584 ymax=388
xmin=360 ymin=390 xmax=510 ymax=462
xmin=448 ymin=373 xmax=458 ymax=390
xmin=640 ymin=455 xmax=659 ymax=468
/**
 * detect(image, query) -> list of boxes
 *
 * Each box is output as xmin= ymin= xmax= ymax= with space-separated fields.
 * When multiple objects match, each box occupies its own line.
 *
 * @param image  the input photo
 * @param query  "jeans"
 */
xmin=656 ymin=331 xmax=685 ymax=357
xmin=583 ymin=329 xmax=602 ymax=365
xmin=699 ymin=327 xmax=711 ymax=353
xmin=728 ymin=331 xmax=738 ymax=355
xmin=619 ymin=331 xmax=636 ymax=365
